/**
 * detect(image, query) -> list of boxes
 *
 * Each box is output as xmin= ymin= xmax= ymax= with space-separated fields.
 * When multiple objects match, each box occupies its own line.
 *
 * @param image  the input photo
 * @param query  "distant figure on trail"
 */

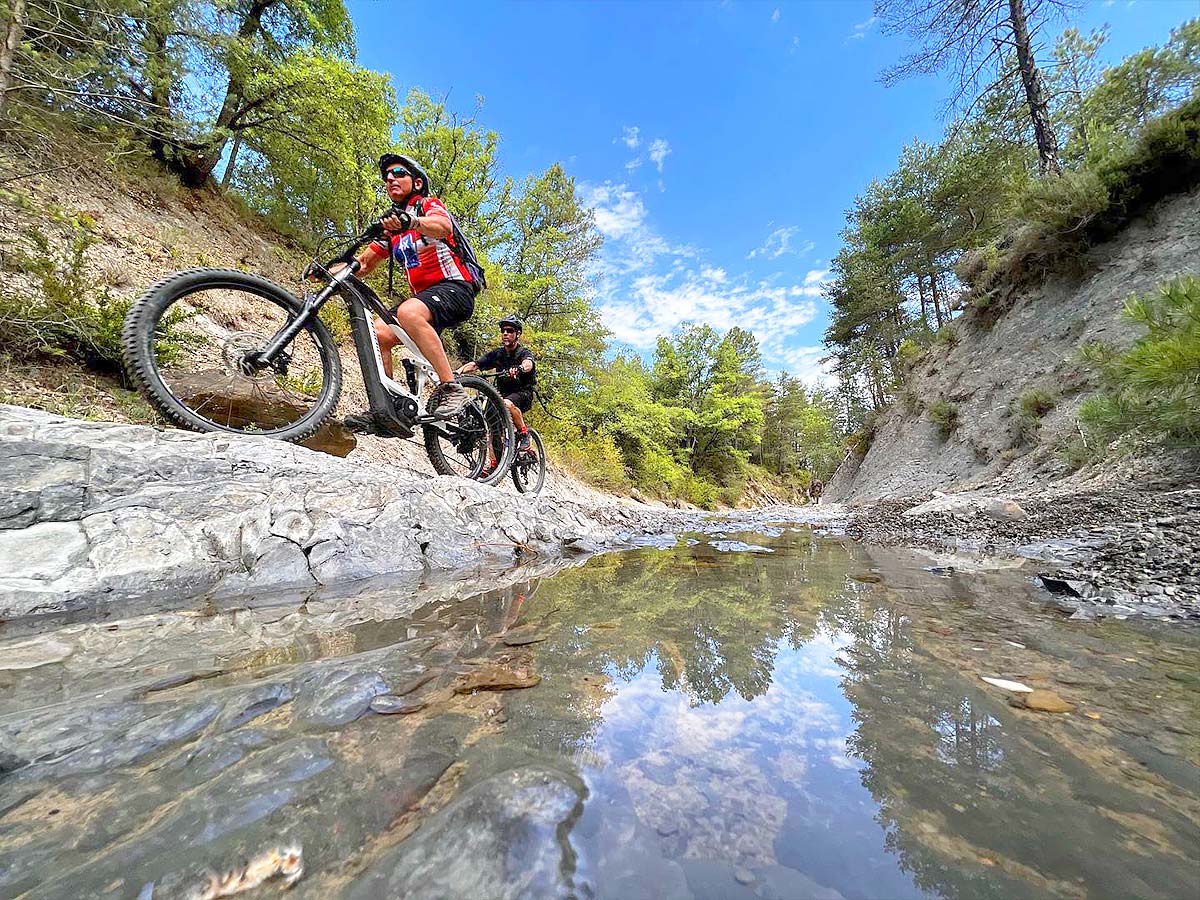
xmin=338 ymin=152 xmax=482 ymax=430
xmin=458 ymin=315 xmax=536 ymax=471
xmin=809 ymin=478 xmax=824 ymax=503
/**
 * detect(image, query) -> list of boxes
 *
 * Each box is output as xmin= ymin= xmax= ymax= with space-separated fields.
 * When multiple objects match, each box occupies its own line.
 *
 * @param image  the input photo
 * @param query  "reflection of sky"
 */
xmin=573 ymin=624 xmax=927 ymax=899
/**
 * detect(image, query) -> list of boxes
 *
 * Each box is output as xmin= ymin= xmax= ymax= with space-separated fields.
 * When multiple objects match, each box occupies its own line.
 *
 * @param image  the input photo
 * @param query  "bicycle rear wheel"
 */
xmin=423 ymin=375 xmax=514 ymax=485
xmin=122 ymin=269 xmax=342 ymax=442
xmin=511 ymin=429 xmax=546 ymax=494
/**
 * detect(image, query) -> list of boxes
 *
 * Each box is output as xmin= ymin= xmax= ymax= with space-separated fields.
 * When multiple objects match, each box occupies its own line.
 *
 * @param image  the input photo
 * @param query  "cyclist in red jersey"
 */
xmin=340 ymin=152 xmax=479 ymax=428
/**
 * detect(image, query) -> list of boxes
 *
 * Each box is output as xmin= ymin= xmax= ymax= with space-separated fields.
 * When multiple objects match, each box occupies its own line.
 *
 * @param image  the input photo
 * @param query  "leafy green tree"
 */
xmin=228 ymin=52 xmax=397 ymax=235
xmin=651 ymin=324 xmax=767 ymax=479
xmin=759 ymin=373 xmax=842 ymax=480
xmin=1046 ymin=27 xmax=1109 ymax=165
xmin=395 ymin=88 xmax=512 ymax=255
xmin=501 ymin=162 xmax=605 ymax=396
xmin=1080 ymin=17 xmax=1200 ymax=157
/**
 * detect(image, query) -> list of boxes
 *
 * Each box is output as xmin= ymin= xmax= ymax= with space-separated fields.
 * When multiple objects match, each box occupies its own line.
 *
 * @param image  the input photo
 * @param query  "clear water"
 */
xmin=2 ymin=527 xmax=1198 ymax=899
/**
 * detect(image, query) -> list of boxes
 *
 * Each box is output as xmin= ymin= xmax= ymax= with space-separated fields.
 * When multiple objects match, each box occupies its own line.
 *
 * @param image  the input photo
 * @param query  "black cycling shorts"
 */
xmin=393 ymin=279 xmax=477 ymax=334
xmin=503 ymin=390 xmax=533 ymax=413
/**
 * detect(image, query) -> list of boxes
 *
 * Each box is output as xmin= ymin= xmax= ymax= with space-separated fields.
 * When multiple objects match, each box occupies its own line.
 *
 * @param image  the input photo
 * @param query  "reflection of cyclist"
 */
xmin=457 ymin=315 xmax=535 ymax=451
xmin=340 ymin=152 xmax=479 ymax=430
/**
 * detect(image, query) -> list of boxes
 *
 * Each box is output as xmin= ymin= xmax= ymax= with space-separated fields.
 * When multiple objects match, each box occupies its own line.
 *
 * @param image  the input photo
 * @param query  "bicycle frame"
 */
xmin=254 ymin=256 xmax=444 ymax=435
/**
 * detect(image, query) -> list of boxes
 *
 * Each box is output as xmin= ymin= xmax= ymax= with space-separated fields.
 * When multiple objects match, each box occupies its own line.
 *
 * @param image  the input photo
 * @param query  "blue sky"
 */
xmin=347 ymin=0 xmax=1197 ymax=380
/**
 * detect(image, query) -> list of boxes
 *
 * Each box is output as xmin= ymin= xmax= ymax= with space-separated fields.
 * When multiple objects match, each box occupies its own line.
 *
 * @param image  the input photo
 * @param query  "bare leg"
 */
xmin=372 ymin=318 xmax=400 ymax=379
xmin=505 ymin=399 xmax=527 ymax=432
xmin=395 ymin=299 xmax=454 ymax=383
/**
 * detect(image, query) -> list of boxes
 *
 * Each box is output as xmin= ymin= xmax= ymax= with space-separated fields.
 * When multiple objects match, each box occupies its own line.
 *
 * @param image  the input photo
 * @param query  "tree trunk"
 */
xmin=928 ymin=268 xmax=944 ymax=328
xmin=0 ymin=0 xmax=27 ymax=126
xmin=178 ymin=0 xmax=275 ymax=186
xmin=1008 ymin=0 xmax=1062 ymax=176
xmin=220 ymin=131 xmax=243 ymax=187
xmin=916 ymin=273 xmax=929 ymax=329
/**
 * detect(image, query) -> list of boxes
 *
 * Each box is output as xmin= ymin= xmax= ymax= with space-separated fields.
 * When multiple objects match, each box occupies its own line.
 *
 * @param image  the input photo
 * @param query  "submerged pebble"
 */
xmin=369 ymin=695 xmax=428 ymax=715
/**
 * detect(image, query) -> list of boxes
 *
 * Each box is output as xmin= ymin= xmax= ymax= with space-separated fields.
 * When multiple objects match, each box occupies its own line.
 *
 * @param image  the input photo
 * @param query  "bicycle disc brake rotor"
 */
xmin=220 ymin=330 xmax=275 ymax=380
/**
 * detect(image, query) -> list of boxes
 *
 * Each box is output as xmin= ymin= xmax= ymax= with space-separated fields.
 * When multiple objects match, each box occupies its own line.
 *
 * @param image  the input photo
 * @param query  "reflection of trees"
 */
xmin=818 ymin=570 xmax=1200 ymax=900
xmin=533 ymin=531 xmax=846 ymax=707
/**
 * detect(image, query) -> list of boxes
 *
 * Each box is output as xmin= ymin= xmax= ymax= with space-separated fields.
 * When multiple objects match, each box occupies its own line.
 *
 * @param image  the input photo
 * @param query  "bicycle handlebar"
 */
xmin=304 ymin=204 xmax=405 ymax=281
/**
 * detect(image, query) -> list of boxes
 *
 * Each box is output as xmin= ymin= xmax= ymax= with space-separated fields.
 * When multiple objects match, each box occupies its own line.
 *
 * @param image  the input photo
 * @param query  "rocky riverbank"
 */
xmin=0 ymin=405 xmax=717 ymax=620
xmin=841 ymin=485 xmax=1200 ymax=619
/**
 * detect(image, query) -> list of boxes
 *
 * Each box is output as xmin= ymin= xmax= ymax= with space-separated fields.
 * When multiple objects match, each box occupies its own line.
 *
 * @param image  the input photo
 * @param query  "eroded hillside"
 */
xmin=826 ymin=186 xmax=1200 ymax=503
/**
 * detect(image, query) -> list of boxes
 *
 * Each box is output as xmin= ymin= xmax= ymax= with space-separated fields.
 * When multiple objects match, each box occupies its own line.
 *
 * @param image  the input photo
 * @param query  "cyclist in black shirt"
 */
xmin=457 ymin=314 xmax=536 ymax=451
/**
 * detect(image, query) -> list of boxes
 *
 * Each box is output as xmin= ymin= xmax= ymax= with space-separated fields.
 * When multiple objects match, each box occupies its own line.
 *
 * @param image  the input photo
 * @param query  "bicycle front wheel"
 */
xmin=511 ymin=428 xmax=546 ymax=495
xmin=122 ymin=269 xmax=342 ymax=442
xmin=422 ymin=375 xmax=514 ymax=485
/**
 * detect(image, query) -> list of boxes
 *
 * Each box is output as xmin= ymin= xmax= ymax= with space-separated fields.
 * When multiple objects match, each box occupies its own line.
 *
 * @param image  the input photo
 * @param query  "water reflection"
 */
xmin=3 ymin=528 xmax=1198 ymax=899
xmin=473 ymin=531 xmax=1200 ymax=900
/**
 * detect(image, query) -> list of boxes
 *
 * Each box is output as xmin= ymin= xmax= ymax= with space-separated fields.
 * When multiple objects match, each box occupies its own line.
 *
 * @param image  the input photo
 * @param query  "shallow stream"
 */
xmin=2 ymin=525 xmax=1198 ymax=899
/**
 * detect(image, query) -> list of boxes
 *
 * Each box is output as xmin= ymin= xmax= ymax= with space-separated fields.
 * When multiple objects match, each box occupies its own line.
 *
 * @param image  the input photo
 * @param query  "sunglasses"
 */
xmin=500 ymin=327 xmax=518 ymax=334
xmin=384 ymin=166 xmax=411 ymax=181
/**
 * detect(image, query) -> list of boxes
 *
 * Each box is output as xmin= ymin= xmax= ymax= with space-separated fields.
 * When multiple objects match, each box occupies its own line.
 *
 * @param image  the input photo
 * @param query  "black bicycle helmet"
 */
xmin=497 ymin=314 xmax=523 ymax=333
xmin=378 ymin=152 xmax=431 ymax=196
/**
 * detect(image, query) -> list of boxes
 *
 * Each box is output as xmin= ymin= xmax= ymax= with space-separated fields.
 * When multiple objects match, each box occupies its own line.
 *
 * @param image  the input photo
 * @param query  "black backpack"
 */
xmin=413 ymin=199 xmax=488 ymax=290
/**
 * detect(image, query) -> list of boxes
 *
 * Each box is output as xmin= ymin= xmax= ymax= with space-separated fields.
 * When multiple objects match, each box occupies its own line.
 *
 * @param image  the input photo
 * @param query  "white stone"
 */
xmin=0 ymin=521 xmax=89 ymax=579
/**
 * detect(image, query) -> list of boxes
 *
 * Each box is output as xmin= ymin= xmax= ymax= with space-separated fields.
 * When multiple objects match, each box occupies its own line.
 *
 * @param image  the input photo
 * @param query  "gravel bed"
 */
xmin=844 ymin=487 xmax=1200 ymax=620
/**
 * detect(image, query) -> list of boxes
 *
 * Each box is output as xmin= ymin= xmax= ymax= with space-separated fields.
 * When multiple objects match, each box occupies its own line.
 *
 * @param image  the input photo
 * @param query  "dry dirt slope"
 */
xmin=0 ymin=151 xmax=627 ymax=503
xmin=825 ymin=187 xmax=1200 ymax=504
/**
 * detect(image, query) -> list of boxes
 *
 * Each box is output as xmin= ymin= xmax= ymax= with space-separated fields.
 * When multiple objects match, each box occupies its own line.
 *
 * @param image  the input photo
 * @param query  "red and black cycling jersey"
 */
xmin=373 ymin=196 xmax=475 ymax=294
xmin=477 ymin=345 xmax=536 ymax=394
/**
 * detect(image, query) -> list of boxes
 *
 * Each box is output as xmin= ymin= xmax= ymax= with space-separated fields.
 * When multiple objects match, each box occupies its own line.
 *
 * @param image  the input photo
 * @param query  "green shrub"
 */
xmin=927 ymin=399 xmax=959 ymax=438
xmin=319 ymin=301 xmax=352 ymax=345
xmin=2 ymin=220 xmax=197 ymax=373
xmin=1076 ymin=275 xmax=1200 ymax=449
xmin=1058 ymin=432 xmax=1098 ymax=470
xmin=895 ymin=337 xmax=923 ymax=372
xmin=540 ymin=423 xmax=631 ymax=492
xmin=899 ymin=388 xmax=923 ymax=414
xmin=2 ymin=224 xmax=130 ymax=370
xmin=1089 ymin=93 xmax=1200 ymax=243
xmin=959 ymin=95 xmax=1200 ymax=306
xmin=1010 ymin=388 xmax=1057 ymax=447
xmin=1017 ymin=387 xmax=1057 ymax=418
xmin=932 ymin=324 xmax=959 ymax=348
xmin=1014 ymin=168 xmax=1109 ymax=241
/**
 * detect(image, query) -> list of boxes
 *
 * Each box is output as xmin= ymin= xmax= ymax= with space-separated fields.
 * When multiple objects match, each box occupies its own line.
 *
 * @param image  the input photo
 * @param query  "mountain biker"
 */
xmin=339 ymin=152 xmax=480 ymax=429
xmin=457 ymin=314 xmax=536 ymax=452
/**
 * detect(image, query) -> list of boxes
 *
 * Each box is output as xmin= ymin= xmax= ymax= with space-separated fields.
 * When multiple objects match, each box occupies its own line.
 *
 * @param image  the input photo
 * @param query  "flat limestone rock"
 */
xmin=0 ymin=636 xmax=74 ymax=670
xmin=453 ymin=664 xmax=541 ymax=694
xmin=343 ymin=766 xmax=582 ymax=900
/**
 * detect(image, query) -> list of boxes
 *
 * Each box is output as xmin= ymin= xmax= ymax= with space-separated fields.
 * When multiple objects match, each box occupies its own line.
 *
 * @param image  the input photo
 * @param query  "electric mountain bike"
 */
xmin=476 ymin=371 xmax=547 ymax=494
xmin=121 ymin=213 xmax=515 ymax=485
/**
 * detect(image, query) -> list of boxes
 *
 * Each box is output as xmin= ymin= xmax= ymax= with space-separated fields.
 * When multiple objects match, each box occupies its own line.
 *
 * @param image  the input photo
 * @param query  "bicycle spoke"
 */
xmin=145 ymin=283 xmax=332 ymax=437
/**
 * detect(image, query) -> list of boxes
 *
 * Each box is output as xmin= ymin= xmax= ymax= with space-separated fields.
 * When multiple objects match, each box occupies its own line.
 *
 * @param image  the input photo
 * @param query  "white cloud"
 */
xmin=848 ymin=15 xmax=877 ymax=40
xmin=620 ymin=125 xmax=641 ymax=149
xmin=748 ymin=225 xmax=813 ymax=260
xmin=804 ymin=268 xmax=829 ymax=285
xmin=648 ymin=138 xmax=671 ymax=173
xmin=583 ymin=182 xmax=828 ymax=380
xmin=777 ymin=345 xmax=832 ymax=384
xmin=625 ymin=157 xmax=643 ymax=171
xmin=771 ymin=8 xmax=780 ymax=22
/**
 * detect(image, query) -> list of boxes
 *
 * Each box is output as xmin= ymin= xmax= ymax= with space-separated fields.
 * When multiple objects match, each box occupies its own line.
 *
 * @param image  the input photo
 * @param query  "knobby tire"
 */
xmin=121 ymin=268 xmax=343 ymax=443
xmin=423 ymin=374 xmax=514 ymax=486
